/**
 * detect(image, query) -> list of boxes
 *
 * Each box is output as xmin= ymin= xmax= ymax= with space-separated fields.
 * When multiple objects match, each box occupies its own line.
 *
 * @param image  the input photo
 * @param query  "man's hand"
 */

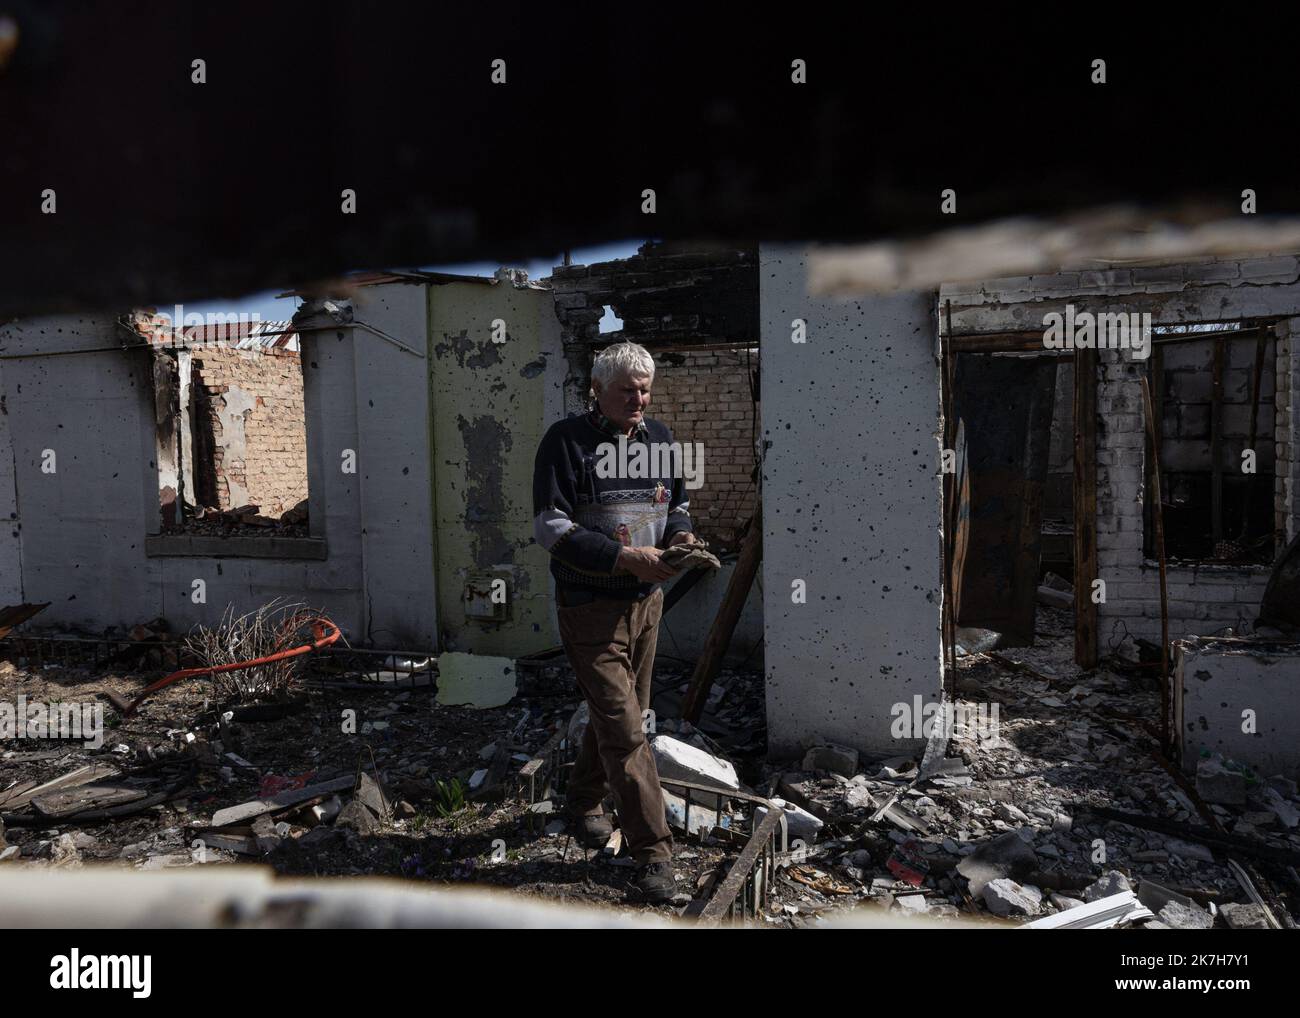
xmin=667 ymin=531 xmax=700 ymax=547
xmin=616 ymin=545 xmax=678 ymax=582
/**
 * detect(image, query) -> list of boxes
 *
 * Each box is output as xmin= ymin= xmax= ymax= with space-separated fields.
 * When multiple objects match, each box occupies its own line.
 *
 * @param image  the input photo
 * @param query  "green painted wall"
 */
xmin=427 ymin=279 xmax=565 ymax=656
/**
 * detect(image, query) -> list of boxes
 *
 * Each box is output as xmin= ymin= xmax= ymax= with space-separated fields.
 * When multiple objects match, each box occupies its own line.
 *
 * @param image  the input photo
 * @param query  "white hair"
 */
xmin=591 ymin=342 xmax=655 ymax=390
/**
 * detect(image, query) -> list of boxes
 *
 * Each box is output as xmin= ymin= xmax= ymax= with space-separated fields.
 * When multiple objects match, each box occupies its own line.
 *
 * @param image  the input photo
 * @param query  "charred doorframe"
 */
xmin=942 ymin=255 xmax=1300 ymax=660
xmin=548 ymin=241 xmax=761 ymax=407
xmin=936 ymin=320 xmax=1088 ymax=664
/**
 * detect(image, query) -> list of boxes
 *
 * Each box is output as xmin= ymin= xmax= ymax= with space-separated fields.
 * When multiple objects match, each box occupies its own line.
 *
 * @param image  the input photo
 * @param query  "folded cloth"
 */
xmin=660 ymin=543 xmax=722 ymax=572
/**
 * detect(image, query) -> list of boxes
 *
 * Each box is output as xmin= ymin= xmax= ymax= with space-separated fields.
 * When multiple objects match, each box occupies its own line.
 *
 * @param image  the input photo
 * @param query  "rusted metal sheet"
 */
xmin=950 ymin=355 xmax=1057 ymax=646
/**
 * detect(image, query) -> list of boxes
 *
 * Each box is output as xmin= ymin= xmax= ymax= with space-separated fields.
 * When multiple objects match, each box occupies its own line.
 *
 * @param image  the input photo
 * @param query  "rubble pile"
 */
xmin=714 ymin=607 xmax=1300 ymax=927
xmin=162 ymin=499 xmax=309 ymax=538
xmin=2 ymin=604 xmax=1297 ymax=927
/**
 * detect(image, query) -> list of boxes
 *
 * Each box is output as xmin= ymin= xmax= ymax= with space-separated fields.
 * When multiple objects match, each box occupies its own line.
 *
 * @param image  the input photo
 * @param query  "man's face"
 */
xmin=594 ymin=370 xmax=652 ymax=433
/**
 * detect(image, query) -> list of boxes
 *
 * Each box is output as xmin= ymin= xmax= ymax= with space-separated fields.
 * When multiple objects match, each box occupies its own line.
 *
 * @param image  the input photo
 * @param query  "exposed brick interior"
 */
xmin=549 ymin=242 xmax=759 ymax=349
xmin=1276 ymin=319 xmax=1296 ymax=544
xmin=546 ymin=242 xmax=762 ymax=549
xmin=189 ymin=347 xmax=308 ymax=516
xmin=649 ymin=346 xmax=759 ymax=549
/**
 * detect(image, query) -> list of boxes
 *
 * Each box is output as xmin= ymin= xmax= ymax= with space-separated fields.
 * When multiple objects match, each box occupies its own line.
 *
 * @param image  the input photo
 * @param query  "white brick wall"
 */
xmin=1280 ymin=319 xmax=1300 ymax=544
xmin=944 ymin=255 xmax=1300 ymax=645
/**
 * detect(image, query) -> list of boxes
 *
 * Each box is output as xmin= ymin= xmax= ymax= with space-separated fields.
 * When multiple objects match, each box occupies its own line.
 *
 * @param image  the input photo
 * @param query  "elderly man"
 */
xmin=532 ymin=341 xmax=700 ymax=903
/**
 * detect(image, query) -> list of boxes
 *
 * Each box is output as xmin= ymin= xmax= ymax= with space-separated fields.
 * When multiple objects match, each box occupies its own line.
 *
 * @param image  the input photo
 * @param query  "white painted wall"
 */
xmin=760 ymin=245 xmax=943 ymax=759
xmin=0 ymin=361 xmax=21 ymax=605
xmin=349 ymin=282 xmax=438 ymax=646
xmin=0 ymin=312 xmax=367 ymax=640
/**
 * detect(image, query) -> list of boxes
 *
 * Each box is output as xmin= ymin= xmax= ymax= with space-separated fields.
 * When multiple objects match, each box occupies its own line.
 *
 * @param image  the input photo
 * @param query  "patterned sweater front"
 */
xmin=532 ymin=412 xmax=693 ymax=597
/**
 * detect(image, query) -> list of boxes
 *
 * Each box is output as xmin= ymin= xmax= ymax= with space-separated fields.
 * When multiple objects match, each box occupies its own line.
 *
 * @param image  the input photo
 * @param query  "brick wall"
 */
xmin=941 ymin=253 xmax=1300 ymax=646
xmin=1094 ymin=349 xmax=1272 ymax=644
xmin=188 ymin=347 xmax=308 ymax=516
xmin=649 ymin=347 xmax=759 ymax=549
xmin=1276 ymin=319 xmax=1298 ymax=544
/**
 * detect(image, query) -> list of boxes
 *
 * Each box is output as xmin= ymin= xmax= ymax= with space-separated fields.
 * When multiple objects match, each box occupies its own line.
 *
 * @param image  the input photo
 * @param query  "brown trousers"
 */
xmin=558 ymin=587 xmax=673 ymax=864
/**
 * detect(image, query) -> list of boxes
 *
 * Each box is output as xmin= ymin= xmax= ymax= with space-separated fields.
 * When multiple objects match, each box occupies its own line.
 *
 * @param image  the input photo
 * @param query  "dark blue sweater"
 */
xmin=532 ymin=412 xmax=693 ymax=597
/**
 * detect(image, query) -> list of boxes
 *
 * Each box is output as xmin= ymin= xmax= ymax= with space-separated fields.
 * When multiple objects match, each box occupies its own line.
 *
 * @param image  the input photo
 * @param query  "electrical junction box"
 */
xmin=464 ymin=569 xmax=512 ymax=623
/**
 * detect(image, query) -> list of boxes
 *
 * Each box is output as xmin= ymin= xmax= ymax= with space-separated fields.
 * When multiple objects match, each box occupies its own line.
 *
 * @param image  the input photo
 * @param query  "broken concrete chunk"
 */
xmin=1195 ymin=757 xmax=1246 ymax=806
xmin=983 ymin=878 xmax=1042 ymax=916
xmin=844 ymin=848 xmax=872 ymax=869
xmin=1157 ymin=900 xmax=1214 ymax=930
xmin=1266 ymin=774 xmax=1298 ymax=798
xmin=0 ymin=845 xmax=21 ymax=863
xmin=754 ymin=798 xmax=823 ymax=841
xmin=802 ymin=743 xmax=859 ymax=777
xmin=1262 ymin=787 xmax=1299 ymax=829
xmin=51 ymin=833 xmax=82 ymax=867
xmin=651 ymin=735 xmax=740 ymax=806
xmin=843 ymin=781 xmax=876 ymax=810
xmin=895 ymin=893 xmax=929 ymax=914
xmin=956 ymin=831 xmax=1037 ymax=896
xmin=335 ymin=798 xmax=378 ymax=835
xmin=1083 ymin=870 xmax=1132 ymax=902
xmin=1049 ymin=893 xmax=1084 ymax=911
xmin=354 ymin=771 xmax=390 ymax=820
xmin=1220 ymin=902 xmax=1270 ymax=930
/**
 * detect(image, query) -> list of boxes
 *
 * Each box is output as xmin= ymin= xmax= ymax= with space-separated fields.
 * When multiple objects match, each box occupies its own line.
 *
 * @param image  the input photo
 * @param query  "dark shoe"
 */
xmin=632 ymin=860 xmax=676 ymax=904
xmin=571 ymin=812 xmax=615 ymax=848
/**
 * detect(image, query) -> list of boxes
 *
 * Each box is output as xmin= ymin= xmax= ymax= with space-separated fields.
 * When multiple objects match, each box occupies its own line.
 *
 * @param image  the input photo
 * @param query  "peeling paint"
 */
xmin=456 ymin=413 xmax=514 ymax=569
xmin=434 ymin=329 xmax=503 ymax=371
